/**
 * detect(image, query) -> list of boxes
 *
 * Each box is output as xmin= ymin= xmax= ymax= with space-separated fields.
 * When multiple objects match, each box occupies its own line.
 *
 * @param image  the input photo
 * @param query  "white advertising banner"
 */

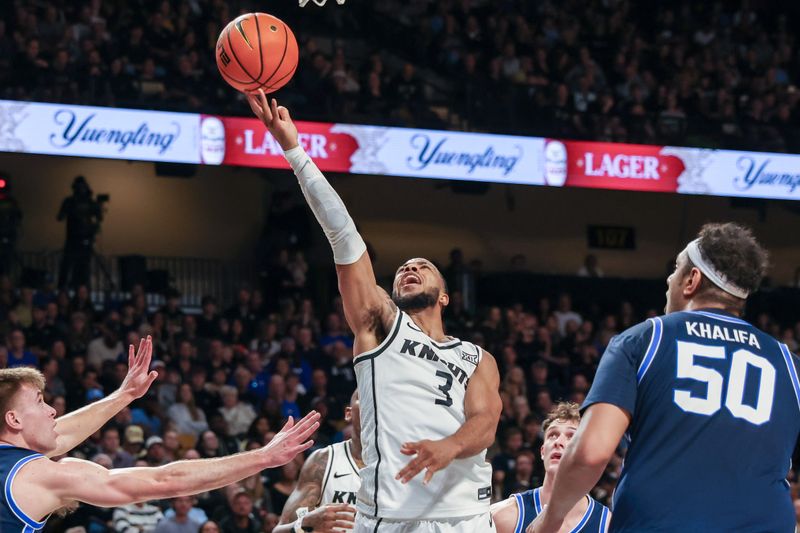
xmin=0 ymin=100 xmax=201 ymax=164
xmin=666 ymin=147 xmax=800 ymax=201
xmin=331 ymin=124 xmax=547 ymax=185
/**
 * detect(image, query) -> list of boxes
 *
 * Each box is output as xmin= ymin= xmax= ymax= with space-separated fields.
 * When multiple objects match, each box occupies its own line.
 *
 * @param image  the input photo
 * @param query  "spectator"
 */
xmin=98 ymin=426 xmax=135 ymax=468
xmin=218 ymin=385 xmax=257 ymax=438
xmin=168 ymin=383 xmax=210 ymax=438
xmin=554 ymin=293 xmax=583 ymax=336
xmin=113 ymin=499 xmax=164 ymax=533
xmin=122 ymin=424 xmax=146 ymax=458
xmin=154 ymin=496 xmax=202 ymax=533
xmin=218 ymin=490 xmax=261 ymax=533
xmin=87 ymin=320 xmax=124 ymax=370
xmin=6 ymin=328 xmax=37 ymax=367
xmin=577 ymin=254 xmax=604 ymax=278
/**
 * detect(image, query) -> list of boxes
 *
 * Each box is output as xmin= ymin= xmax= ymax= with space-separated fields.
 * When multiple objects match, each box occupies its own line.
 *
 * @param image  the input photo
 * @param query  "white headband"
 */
xmin=684 ymin=239 xmax=749 ymax=299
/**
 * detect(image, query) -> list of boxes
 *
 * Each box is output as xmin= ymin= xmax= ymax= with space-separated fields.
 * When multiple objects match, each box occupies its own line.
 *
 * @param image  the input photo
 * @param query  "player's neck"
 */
xmin=406 ymin=309 xmax=448 ymax=342
xmin=540 ymin=473 xmax=556 ymax=504
xmin=683 ymin=299 xmax=740 ymax=316
xmin=349 ymin=438 xmax=365 ymax=468
xmin=0 ymin=434 xmax=29 ymax=449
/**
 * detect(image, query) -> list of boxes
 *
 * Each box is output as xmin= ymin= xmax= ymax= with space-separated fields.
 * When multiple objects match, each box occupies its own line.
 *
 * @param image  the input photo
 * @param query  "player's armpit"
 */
xmin=490 ymin=496 xmax=521 ymax=533
xmin=275 ymin=448 xmax=328 ymax=525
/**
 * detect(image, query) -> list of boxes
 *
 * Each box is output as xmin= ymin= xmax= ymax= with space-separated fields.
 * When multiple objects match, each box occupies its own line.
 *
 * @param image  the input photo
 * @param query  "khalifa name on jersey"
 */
xmin=685 ymin=321 xmax=761 ymax=349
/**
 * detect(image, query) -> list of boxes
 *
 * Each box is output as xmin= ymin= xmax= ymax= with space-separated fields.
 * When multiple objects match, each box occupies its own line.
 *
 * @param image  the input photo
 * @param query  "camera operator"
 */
xmin=57 ymin=175 xmax=107 ymax=289
xmin=0 ymin=172 xmax=22 ymax=276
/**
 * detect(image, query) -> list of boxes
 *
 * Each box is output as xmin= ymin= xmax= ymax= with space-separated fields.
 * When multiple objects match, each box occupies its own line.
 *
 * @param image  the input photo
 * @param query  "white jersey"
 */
xmin=320 ymin=440 xmax=361 ymax=506
xmin=353 ymin=310 xmax=492 ymax=520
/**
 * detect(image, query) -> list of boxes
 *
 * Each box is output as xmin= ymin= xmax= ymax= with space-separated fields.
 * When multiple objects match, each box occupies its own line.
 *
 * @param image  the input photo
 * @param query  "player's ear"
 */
xmin=5 ymin=409 xmax=22 ymax=431
xmin=439 ymin=292 xmax=449 ymax=308
xmin=684 ymin=267 xmax=703 ymax=297
xmin=344 ymin=406 xmax=352 ymax=422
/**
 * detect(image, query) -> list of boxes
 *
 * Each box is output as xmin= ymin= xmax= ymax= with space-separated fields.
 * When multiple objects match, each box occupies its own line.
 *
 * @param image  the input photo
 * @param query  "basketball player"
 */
xmin=248 ymin=91 xmax=501 ymax=532
xmin=491 ymin=402 xmax=610 ymax=533
xmin=274 ymin=391 xmax=363 ymax=533
xmin=0 ymin=337 xmax=320 ymax=532
xmin=529 ymin=223 xmax=800 ymax=532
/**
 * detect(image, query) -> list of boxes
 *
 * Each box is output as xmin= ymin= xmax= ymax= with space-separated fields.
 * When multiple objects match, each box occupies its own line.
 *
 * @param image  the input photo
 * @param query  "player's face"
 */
xmin=540 ymin=419 xmax=578 ymax=476
xmin=665 ymin=251 xmax=690 ymax=314
xmin=9 ymin=384 xmax=58 ymax=453
xmin=391 ymin=258 xmax=447 ymax=311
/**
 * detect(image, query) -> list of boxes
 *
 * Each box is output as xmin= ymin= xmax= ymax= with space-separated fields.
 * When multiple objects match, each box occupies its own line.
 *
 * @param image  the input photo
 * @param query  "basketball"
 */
xmin=215 ymin=13 xmax=299 ymax=94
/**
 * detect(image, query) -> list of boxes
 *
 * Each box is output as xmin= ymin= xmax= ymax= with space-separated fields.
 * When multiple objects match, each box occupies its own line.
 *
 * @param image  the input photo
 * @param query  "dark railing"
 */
xmin=14 ymin=251 xmax=257 ymax=310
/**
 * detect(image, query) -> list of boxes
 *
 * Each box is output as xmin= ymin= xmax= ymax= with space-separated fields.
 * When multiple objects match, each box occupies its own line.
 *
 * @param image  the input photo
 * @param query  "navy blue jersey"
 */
xmin=584 ymin=309 xmax=800 ymax=532
xmin=0 ymin=444 xmax=47 ymax=532
xmin=511 ymin=487 xmax=610 ymax=533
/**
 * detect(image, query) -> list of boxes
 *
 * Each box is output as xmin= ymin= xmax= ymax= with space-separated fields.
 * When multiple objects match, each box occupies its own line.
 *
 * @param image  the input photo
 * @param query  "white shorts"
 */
xmin=354 ymin=511 xmax=496 ymax=533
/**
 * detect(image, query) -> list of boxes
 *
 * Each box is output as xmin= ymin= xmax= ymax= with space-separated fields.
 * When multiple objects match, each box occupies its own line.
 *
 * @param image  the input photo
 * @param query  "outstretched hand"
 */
xmin=247 ymin=89 xmax=299 ymax=152
xmin=263 ymin=411 xmax=321 ymax=468
xmin=118 ymin=336 xmax=158 ymax=401
xmin=395 ymin=438 xmax=461 ymax=485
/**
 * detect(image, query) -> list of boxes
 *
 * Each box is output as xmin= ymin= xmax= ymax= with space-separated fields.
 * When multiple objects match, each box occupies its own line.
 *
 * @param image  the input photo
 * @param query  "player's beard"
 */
xmin=392 ymin=287 xmax=439 ymax=312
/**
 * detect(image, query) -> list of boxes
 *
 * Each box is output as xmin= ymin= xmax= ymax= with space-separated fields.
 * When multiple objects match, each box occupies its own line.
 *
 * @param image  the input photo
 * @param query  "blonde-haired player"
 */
xmin=492 ymin=402 xmax=610 ymax=533
xmin=248 ymin=90 xmax=502 ymax=533
xmin=0 ymin=337 xmax=319 ymax=532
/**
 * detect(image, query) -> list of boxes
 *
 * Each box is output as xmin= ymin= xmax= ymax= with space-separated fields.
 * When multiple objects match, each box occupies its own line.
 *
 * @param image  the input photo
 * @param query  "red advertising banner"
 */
xmin=544 ymin=139 xmax=685 ymax=193
xmin=211 ymin=116 xmax=358 ymax=172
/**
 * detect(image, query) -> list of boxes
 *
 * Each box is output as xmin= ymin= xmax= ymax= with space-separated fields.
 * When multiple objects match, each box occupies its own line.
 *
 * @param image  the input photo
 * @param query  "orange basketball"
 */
xmin=215 ymin=13 xmax=299 ymax=94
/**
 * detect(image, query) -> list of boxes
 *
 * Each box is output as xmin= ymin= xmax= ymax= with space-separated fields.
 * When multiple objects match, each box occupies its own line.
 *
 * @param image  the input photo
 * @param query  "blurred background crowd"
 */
xmin=1 ymin=0 xmax=799 ymax=151
xmin=1 ymin=241 xmax=799 ymax=532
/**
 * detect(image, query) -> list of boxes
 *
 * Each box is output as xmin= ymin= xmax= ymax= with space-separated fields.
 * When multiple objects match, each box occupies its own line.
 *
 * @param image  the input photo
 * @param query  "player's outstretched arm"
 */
xmin=274 ymin=447 xmax=356 ymax=533
xmin=528 ymin=403 xmax=627 ymax=533
xmin=248 ymin=91 xmax=395 ymax=346
xmin=49 ymin=336 xmax=158 ymax=458
xmin=397 ymin=351 xmax=502 ymax=484
xmin=16 ymin=412 xmax=319 ymax=519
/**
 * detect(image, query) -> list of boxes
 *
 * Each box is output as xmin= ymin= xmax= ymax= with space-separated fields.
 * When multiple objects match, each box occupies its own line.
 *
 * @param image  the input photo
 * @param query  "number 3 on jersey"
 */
xmin=434 ymin=370 xmax=453 ymax=407
xmin=674 ymin=341 xmax=776 ymax=425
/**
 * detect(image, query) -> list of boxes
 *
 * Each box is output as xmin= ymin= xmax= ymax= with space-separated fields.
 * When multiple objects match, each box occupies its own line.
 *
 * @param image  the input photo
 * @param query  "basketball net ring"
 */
xmin=299 ymin=0 xmax=346 ymax=6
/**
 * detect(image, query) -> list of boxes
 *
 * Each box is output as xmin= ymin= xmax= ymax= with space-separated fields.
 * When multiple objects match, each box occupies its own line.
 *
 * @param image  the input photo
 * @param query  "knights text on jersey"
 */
xmin=353 ymin=310 xmax=492 ymax=520
xmin=319 ymin=440 xmax=361 ymax=507
xmin=0 ymin=444 xmax=48 ymax=532
xmin=583 ymin=309 xmax=800 ymax=532
xmin=512 ymin=488 xmax=610 ymax=533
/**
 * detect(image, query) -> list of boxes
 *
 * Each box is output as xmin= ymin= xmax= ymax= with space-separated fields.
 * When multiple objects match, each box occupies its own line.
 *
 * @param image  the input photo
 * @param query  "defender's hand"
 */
xmin=300 ymin=503 xmax=356 ymax=531
xmin=262 ymin=411 xmax=320 ymax=468
xmin=118 ymin=336 xmax=158 ymax=401
xmin=396 ymin=438 xmax=461 ymax=485
xmin=247 ymin=89 xmax=299 ymax=151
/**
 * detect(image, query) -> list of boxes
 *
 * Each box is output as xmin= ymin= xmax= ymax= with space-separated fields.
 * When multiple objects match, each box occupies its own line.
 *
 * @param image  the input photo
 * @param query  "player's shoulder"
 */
xmin=299 ymin=445 xmax=331 ymax=481
xmin=613 ymin=316 xmax=660 ymax=346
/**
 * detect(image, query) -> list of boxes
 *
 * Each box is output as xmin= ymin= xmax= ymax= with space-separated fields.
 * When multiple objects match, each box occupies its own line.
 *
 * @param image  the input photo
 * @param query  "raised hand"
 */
xmin=395 ymin=438 xmax=461 ymax=485
xmin=247 ymin=89 xmax=299 ymax=152
xmin=263 ymin=411 xmax=321 ymax=468
xmin=118 ymin=336 xmax=158 ymax=401
xmin=298 ymin=503 xmax=356 ymax=532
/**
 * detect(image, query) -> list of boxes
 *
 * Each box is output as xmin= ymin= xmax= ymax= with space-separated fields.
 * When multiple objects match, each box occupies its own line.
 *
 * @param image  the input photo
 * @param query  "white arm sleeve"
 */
xmin=283 ymin=145 xmax=367 ymax=265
